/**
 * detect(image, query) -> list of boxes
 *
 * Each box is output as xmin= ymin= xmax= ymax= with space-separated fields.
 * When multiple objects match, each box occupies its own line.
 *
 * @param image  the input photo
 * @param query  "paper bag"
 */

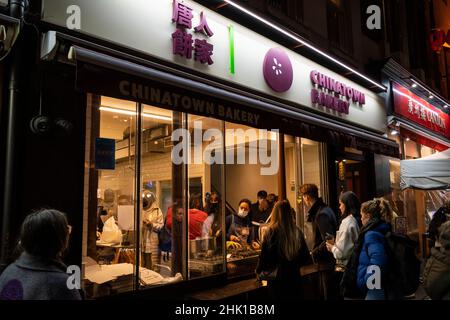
xmin=100 ymin=217 xmax=122 ymax=244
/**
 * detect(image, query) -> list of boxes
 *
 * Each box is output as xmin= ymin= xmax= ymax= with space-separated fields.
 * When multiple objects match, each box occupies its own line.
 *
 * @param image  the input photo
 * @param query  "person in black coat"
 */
xmin=0 ymin=209 xmax=82 ymax=300
xmin=256 ymin=200 xmax=311 ymax=300
xmin=300 ymin=183 xmax=337 ymax=299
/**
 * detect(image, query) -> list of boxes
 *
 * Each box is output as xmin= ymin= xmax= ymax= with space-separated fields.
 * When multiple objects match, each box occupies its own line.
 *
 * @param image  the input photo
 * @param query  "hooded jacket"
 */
xmin=357 ymin=220 xmax=390 ymax=292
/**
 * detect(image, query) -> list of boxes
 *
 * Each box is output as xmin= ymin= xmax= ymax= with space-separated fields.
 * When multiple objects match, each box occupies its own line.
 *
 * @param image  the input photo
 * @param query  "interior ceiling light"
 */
xmin=100 ymin=106 xmax=172 ymax=121
xmin=223 ymin=0 xmax=386 ymax=91
xmin=391 ymin=129 xmax=399 ymax=136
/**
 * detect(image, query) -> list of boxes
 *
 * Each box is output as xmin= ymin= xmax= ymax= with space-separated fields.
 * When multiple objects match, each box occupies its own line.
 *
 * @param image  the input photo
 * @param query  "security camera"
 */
xmin=0 ymin=14 xmax=20 ymax=61
xmin=30 ymin=115 xmax=52 ymax=135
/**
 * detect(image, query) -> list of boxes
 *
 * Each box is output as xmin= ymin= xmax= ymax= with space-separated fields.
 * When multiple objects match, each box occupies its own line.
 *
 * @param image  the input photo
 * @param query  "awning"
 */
xmin=68 ymin=45 xmax=399 ymax=157
xmin=401 ymin=148 xmax=450 ymax=190
xmin=394 ymin=117 xmax=450 ymax=151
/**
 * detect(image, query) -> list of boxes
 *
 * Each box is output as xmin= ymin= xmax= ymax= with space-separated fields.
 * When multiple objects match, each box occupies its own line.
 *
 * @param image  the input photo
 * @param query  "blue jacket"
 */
xmin=357 ymin=222 xmax=390 ymax=292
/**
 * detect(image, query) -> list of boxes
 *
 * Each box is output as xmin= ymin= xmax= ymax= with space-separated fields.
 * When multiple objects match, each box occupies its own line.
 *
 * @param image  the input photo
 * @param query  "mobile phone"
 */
xmin=325 ymin=233 xmax=334 ymax=241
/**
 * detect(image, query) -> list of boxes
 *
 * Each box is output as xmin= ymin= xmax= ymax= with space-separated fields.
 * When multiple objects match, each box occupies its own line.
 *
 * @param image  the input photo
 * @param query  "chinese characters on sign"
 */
xmin=392 ymin=83 xmax=450 ymax=138
xmin=171 ymin=0 xmax=214 ymax=65
xmin=407 ymin=99 xmax=446 ymax=130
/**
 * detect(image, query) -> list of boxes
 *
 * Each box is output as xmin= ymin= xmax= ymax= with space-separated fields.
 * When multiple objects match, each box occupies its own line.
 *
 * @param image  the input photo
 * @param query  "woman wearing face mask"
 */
xmin=226 ymin=199 xmax=258 ymax=248
xmin=141 ymin=190 xmax=164 ymax=271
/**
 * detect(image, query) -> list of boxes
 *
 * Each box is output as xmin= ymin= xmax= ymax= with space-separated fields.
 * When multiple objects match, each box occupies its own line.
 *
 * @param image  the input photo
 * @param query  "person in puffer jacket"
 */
xmin=423 ymin=221 xmax=450 ymax=300
xmin=357 ymin=199 xmax=393 ymax=300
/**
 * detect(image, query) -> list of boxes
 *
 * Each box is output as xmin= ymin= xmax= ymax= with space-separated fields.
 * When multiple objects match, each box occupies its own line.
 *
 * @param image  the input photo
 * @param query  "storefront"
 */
xmin=383 ymin=59 xmax=450 ymax=257
xmin=1 ymin=0 xmax=398 ymax=299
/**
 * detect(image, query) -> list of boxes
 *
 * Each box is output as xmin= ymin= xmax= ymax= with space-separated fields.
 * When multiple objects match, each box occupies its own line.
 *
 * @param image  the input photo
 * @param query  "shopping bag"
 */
xmin=100 ymin=217 xmax=123 ymax=244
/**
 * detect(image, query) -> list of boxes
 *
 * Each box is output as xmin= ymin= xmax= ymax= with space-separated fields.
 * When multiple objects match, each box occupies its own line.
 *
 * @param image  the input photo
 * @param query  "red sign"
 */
xmin=393 ymin=83 xmax=450 ymax=139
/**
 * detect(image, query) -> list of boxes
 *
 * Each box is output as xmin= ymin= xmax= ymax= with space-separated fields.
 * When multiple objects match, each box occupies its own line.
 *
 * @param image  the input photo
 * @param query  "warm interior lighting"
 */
xmin=223 ymin=0 xmax=386 ymax=91
xmin=99 ymin=106 xmax=172 ymax=121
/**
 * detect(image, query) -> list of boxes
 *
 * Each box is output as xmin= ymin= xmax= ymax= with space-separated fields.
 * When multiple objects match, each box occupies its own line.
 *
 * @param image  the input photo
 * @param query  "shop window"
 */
xmin=223 ymin=122 xmax=279 ymax=277
xmin=82 ymin=96 xmax=187 ymax=298
xmin=187 ymin=115 xmax=226 ymax=279
xmin=83 ymin=95 xmax=139 ymax=298
xmin=420 ymin=145 xmax=435 ymax=157
xmin=82 ymin=94 xmax=326 ymax=294
xmin=404 ymin=139 xmax=420 ymax=159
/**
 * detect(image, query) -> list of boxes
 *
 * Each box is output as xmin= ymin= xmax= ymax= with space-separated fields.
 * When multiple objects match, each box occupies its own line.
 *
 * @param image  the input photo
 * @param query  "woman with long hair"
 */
xmin=256 ymin=200 xmax=311 ymax=300
xmin=326 ymin=191 xmax=361 ymax=271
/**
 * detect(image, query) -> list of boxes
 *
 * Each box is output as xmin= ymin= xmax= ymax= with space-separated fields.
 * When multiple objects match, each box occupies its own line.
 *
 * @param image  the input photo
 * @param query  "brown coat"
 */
xmin=423 ymin=247 xmax=450 ymax=300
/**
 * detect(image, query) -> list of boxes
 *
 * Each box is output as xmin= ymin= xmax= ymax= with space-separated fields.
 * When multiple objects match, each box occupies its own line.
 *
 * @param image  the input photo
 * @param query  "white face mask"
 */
xmin=238 ymin=209 xmax=249 ymax=218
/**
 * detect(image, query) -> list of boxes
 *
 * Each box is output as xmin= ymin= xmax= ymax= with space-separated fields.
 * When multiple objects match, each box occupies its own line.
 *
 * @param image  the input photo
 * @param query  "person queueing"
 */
xmin=423 ymin=220 xmax=450 ymax=300
xmin=0 ymin=209 xmax=82 ymax=300
xmin=299 ymin=183 xmax=337 ymax=300
xmin=326 ymin=191 xmax=361 ymax=299
xmin=355 ymin=199 xmax=393 ymax=300
xmin=256 ymin=200 xmax=311 ymax=300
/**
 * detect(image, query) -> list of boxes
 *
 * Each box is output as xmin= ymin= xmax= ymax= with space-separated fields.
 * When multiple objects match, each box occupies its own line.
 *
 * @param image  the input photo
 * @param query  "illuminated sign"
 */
xmin=310 ymin=70 xmax=366 ymax=114
xmin=393 ymin=83 xmax=450 ymax=138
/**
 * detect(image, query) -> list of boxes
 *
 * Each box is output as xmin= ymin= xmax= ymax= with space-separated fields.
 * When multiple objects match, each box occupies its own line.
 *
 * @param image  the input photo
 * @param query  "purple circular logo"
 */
xmin=263 ymin=48 xmax=293 ymax=92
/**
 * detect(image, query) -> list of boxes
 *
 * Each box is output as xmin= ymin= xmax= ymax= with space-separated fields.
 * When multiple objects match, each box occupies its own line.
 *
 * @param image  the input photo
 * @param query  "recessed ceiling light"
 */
xmin=411 ymin=83 xmax=417 ymax=88
xmin=429 ymin=94 xmax=434 ymax=99
xmin=406 ymin=137 xmax=410 ymax=141
xmin=391 ymin=129 xmax=399 ymax=136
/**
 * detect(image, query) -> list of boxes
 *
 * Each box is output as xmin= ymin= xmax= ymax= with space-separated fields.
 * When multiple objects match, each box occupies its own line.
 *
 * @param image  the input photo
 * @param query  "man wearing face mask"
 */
xmin=226 ymin=199 xmax=258 ymax=249
xmin=142 ymin=190 xmax=164 ymax=270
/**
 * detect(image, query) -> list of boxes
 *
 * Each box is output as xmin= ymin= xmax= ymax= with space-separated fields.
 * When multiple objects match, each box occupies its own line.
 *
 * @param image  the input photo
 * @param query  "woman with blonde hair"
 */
xmin=341 ymin=198 xmax=392 ymax=300
xmin=256 ymin=200 xmax=311 ymax=299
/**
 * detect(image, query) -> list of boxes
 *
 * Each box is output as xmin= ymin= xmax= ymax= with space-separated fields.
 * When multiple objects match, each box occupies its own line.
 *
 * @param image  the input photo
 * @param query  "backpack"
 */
xmin=383 ymin=231 xmax=421 ymax=299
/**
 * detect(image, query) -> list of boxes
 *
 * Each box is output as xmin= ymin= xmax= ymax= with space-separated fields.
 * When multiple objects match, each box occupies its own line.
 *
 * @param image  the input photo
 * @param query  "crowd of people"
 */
xmin=1 ymin=189 xmax=449 ymax=300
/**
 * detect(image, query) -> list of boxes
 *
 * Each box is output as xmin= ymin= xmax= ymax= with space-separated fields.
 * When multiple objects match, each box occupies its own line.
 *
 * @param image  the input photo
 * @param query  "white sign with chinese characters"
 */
xmin=41 ymin=0 xmax=387 ymax=133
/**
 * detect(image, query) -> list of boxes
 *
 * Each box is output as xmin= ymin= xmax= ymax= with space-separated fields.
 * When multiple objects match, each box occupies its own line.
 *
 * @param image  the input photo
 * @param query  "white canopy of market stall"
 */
xmin=400 ymin=148 xmax=450 ymax=190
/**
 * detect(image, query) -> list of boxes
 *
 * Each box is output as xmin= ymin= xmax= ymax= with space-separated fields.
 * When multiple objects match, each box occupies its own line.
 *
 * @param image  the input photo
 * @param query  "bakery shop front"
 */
xmin=1 ymin=0 xmax=398 ymax=299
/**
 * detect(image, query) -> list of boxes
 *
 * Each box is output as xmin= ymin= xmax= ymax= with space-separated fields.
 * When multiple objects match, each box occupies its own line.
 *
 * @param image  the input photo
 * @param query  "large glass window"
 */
xmin=187 ymin=115 xmax=225 ymax=279
xmin=82 ymin=94 xmax=326 ymax=295
xmin=83 ymin=96 xmax=138 ymax=298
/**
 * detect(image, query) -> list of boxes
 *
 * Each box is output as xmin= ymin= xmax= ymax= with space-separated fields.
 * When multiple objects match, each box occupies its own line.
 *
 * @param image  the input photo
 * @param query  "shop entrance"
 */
xmin=334 ymin=148 xmax=371 ymax=204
